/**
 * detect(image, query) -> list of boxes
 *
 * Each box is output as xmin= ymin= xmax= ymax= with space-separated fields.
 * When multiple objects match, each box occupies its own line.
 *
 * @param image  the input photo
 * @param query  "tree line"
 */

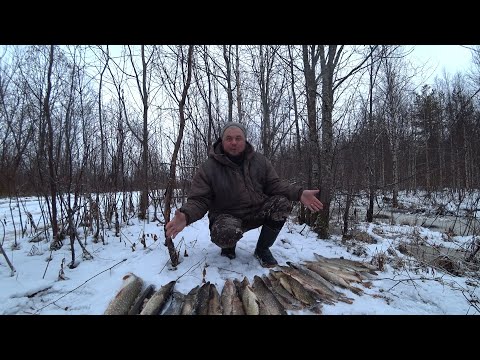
xmin=1 ymin=45 xmax=479 ymax=254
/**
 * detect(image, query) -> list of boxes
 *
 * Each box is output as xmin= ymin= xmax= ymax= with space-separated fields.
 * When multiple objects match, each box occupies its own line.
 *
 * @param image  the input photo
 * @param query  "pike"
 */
xmin=234 ymin=277 xmax=260 ymax=315
xmin=208 ymin=283 xmax=223 ymax=315
xmin=252 ymin=275 xmax=287 ymax=315
xmin=304 ymin=262 xmax=364 ymax=296
xmin=270 ymin=270 xmax=323 ymax=314
xmin=220 ymin=279 xmax=245 ymax=315
xmin=313 ymin=253 xmax=378 ymax=274
xmin=129 ymin=284 xmax=155 ymax=315
xmin=181 ymin=285 xmax=200 ymax=315
xmin=262 ymin=274 xmax=305 ymax=311
xmin=287 ymin=262 xmax=337 ymax=293
xmin=325 ymin=266 xmax=366 ymax=284
xmin=286 ymin=262 xmax=354 ymax=304
xmin=140 ymin=280 xmax=176 ymax=315
xmin=308 ymin=258 xmax=374 ymax=279
xmin=195 ymin=282 xmax=211 ymax=315
xmin=104 ymin=273 xmax=144 ymax=315
xmin=278 ymin=265 xmax=337 ymax=305
xmin=162 ymin=291 xmax=186 ymax=315
xmin=306 ymin=259 xmax=376 ymax=284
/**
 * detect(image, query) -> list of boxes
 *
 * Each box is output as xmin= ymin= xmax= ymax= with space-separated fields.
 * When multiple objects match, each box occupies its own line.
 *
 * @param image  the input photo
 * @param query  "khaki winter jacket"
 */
xmin=179 ymin=138 xmax=303 ymax=226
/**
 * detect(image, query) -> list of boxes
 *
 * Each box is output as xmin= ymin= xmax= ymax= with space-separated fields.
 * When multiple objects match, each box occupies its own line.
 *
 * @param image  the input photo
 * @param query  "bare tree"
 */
xmin=223 ymin=45 xmax=234 ymax=123
xmin=43 ymin=46 xmax=61 ymax=249
xmin=466 ymin=45 xmax=480 ymax=100
xmin=192 ymin=46 xmax=216 ymax=152
xmin=127 ymin=45 xmax=152 ymax=220
xmin=58 ymin=46 xmax=94 ymax=267
xmin=160 ymin=45 xmax=194 ymax=267
xmin=95 ymin=46 xmax=109 ymax=184
xmin=235 ymin=45 xmax=244 ymax=124
xmin=365 ymin=46 xmax=392 ymax=222
xmin=378 ymin=49 xmax=414 ymax=206
xmin=250 ymin=45 xmax=291 ymax=159
xmin=301 ymin=45 xmax=321 ymax=227
xmin=0 ymin=49 xmax=36 ymax=196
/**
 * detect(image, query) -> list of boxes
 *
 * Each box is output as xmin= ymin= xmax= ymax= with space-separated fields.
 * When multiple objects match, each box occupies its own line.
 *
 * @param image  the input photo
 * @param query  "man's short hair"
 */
xmin=221 ymin=122 xmax=246 ymax=139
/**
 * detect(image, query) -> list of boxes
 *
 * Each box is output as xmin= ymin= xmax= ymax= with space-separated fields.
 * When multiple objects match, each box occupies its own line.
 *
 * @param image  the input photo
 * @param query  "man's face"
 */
xmin=222 ymin=127 xmax=246 ymax=157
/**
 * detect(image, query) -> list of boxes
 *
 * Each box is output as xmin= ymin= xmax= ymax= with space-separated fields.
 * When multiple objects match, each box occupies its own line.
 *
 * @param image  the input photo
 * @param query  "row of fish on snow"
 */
xmin=104 ymin=254 xmax=379 ymax=315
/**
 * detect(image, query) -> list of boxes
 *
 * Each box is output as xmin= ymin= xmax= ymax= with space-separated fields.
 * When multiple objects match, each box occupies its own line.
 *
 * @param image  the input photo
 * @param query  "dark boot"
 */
xmin=254 ymin=225 xmax=280 ymax=268
xmin=220 ymin=245 xmax=236 ymax=259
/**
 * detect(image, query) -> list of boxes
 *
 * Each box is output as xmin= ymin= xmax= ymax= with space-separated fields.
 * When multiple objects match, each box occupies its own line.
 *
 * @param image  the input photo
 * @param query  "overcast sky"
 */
xmin=411 ymin=45 xmax=473 ymax=83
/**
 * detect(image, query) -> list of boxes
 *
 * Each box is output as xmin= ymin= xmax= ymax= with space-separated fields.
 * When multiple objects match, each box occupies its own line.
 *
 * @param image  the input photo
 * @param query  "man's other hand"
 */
xmin=165 ymin=210 xmax=187 ymax=238
xmin=300 ymin=189 xmax=324 ymax=212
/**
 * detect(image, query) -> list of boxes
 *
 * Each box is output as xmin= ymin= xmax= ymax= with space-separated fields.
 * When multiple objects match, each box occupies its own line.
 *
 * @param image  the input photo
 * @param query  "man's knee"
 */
xmin=210 ymin=215 xmax=243 ymax=248
xmin=274 ymin=195 xmax=293 ymax=211
xmin=266 ymin=195 xmax=292 ymax=222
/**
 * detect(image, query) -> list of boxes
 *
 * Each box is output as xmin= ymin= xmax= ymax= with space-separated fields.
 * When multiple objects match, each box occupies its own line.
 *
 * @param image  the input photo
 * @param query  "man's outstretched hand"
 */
xmin=300 ymin=189 xmax=324 ymax=212
xmin=165 ymin=210 xmax=187 ymax=239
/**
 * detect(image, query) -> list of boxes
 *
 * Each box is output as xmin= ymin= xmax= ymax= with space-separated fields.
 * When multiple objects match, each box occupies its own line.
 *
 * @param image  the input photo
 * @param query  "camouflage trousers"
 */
xmin=210 ymin=195 xmax=292 ymax=249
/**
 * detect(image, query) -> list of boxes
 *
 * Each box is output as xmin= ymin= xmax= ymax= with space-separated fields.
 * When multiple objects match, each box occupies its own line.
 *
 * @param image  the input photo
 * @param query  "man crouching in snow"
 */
xmin=165 ymin=122 xmax=323 ymax=268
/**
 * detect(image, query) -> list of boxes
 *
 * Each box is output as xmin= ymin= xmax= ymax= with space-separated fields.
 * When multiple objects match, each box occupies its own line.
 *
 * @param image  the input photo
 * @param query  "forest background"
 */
xmin=1 ymin=44 xmax=479 ymax=275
